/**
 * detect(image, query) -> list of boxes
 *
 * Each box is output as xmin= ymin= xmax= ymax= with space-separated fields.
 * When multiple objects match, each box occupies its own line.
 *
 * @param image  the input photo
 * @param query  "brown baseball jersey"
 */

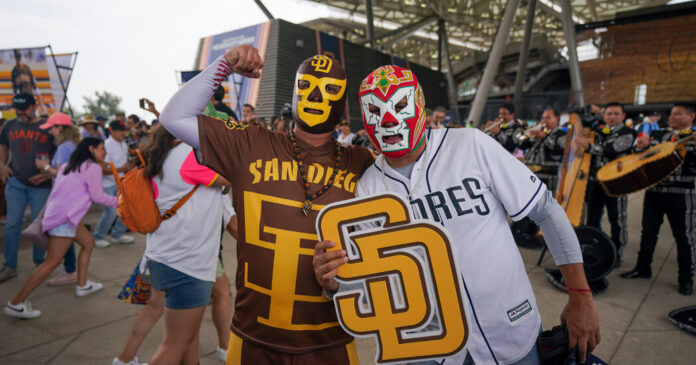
xmin=197 ymin=115 xmax=374 ymax=353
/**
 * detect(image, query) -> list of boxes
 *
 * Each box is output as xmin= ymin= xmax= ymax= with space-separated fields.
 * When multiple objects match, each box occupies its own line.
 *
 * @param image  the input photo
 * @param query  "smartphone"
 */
xmin=139 ymin=99 xmax=145 ymax=108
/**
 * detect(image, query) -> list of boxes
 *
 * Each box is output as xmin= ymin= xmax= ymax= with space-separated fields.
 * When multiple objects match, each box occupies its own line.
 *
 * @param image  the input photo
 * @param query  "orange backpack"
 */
xmin=109 ymin=149 xmax=198 ymax=234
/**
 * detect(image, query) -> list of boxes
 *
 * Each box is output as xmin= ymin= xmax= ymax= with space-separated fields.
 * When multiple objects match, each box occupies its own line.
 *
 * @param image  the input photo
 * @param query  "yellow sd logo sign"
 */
xmin=317 ymin=193 xmax=470 ymax=364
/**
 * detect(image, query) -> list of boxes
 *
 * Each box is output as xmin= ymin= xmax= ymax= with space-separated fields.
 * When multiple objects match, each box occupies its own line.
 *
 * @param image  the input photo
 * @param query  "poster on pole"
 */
xmin=0 ymin=47 xmax=56 ymax=118
xmin=46 ymin=52 xmax=77 ymax=112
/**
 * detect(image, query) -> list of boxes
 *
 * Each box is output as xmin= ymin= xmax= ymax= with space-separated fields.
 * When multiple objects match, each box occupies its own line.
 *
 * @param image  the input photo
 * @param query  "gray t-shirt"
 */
xmin=391 ymin=160 xmax=416 ymax=179
xmin=0 ymin=118 xmax=55 ymax=188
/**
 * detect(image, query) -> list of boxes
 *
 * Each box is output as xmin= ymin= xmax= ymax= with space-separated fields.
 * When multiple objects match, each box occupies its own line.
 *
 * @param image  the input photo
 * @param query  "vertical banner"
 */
xmin=196 ymin=22 xmax=271 ymax=117
xmin=179 ymin=70 xmax=201 ymax=85
xmin=0 ymin=47 xmax=56 ymax=118
xmin=316 ymin=31 xmax=350 ymax=122
xmin=46 ymin=52 xmax=76 ymax=112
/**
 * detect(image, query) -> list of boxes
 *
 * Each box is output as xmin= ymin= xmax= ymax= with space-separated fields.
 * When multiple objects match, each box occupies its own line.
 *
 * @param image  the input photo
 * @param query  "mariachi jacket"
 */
xmin=588 ymin=124 xmax=637 ymax=182
xmin=489 ymin=120 xmax=523 ymax=153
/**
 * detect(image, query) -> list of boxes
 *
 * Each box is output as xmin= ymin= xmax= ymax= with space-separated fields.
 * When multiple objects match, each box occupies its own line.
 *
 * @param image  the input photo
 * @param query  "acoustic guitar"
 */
xmin=597 ymin=134 xmax=694 ymax=197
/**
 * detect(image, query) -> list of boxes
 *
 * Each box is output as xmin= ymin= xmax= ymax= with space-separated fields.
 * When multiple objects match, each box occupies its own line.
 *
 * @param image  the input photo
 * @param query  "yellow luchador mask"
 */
xmin=292 ymin=55 xmax=348 ymax=134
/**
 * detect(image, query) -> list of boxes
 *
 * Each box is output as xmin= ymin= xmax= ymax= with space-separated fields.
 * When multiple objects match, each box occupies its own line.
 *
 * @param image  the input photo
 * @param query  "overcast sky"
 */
xmin=0 ymin=0 xmax=337 ymax=121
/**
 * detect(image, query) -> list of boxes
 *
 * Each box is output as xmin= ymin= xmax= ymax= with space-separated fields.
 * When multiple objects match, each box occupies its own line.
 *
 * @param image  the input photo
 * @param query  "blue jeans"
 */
xmin=149 ymin=261 xmax=213 ymax=309
xmin=47 ymin=222 xmax=76 ymax=273
xmin=3 ymin=177 xmax=50 ymax=269
xmin=93 ymin=184 xmax=126 ymax=240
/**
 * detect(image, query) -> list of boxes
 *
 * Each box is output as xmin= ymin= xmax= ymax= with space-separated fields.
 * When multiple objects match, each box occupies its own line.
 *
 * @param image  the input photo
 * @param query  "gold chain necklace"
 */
xmin=289 ymin=131 xmax=344 ymax=216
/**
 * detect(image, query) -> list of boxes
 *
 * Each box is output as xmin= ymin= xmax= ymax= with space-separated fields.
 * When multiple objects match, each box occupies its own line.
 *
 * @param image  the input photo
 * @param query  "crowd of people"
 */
xmin=0 ymin=42 xmax=692 ymax=365
xmin=0 ymin=92 xmax=237 ymax=364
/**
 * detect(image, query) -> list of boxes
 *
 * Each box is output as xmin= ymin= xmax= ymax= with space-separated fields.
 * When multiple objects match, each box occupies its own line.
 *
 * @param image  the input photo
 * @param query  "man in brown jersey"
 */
xmin=160 ymin=45 xmax=373 ymax=364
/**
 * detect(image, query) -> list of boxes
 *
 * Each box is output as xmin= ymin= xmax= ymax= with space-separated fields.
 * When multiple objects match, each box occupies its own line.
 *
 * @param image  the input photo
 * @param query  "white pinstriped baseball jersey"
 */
xmin=356 ymin=128 xmax=545 ymax=364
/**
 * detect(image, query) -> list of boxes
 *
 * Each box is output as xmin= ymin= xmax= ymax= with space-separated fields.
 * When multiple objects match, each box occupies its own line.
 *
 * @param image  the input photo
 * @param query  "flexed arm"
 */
xmin=160 ymin=45 xmax=264 ymax=148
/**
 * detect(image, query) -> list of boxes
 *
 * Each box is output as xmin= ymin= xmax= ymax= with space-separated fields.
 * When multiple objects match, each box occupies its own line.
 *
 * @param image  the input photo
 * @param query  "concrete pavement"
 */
xmin=0 ymin=190 xmax=694 ymax=364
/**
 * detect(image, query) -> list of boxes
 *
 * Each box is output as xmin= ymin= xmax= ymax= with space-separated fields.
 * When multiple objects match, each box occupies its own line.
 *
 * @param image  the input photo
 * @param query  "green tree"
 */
xmin=82 ymin=90 xmax=124 ymax=118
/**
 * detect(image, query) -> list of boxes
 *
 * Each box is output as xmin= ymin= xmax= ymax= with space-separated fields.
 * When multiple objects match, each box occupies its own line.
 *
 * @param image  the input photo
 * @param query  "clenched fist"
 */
xmin=224 ymin=45 xmax=264 ymax=78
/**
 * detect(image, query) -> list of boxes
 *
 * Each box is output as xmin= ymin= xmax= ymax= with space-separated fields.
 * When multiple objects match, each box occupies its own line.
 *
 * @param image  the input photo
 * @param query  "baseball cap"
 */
xmin=12 ymin=93 xmax=36 ymax=110
xmin=109 ymin=120 xmax=126 ymax=131
xmin=40 ymin=112 xmax=72 ymax=129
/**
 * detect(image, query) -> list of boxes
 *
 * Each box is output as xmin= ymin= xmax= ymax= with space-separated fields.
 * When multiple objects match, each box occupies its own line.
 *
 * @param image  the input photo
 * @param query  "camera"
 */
xmin=280 ymin=103 xmax=292 ymax=119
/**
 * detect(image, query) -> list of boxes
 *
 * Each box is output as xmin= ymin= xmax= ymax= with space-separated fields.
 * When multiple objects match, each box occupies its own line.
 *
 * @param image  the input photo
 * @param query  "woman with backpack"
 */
xmin=136 ymin=127 xmax=230 ymax=365
xmin=4 ymin=137 xmax=117 ymax=319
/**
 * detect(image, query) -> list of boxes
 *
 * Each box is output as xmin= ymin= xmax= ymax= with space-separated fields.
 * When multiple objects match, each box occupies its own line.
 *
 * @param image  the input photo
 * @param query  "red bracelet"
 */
xmin=566 ymin=286 xmax=592 ymax=294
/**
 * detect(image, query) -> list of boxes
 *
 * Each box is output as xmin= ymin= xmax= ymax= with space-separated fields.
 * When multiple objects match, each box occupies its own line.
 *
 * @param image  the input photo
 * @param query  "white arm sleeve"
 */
xmin=222 ymin=191 xmax=236 ymax=225
xmin=526 ymin=189 xmax=583 ymax=265
xmin=160 ymin=55 xmax=233 ymax=149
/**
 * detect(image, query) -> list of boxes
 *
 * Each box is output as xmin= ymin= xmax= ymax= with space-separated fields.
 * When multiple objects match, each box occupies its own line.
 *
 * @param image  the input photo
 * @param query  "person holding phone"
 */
xmin=0 ymin=93 xmax=55 ymax=283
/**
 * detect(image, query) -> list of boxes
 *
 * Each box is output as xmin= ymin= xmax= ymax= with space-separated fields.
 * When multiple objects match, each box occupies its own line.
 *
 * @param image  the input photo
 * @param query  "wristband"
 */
xmin=566 ymin=286 xmax=592 ymax=295
xmin=43 ymin=164 xmax=51 ymax=173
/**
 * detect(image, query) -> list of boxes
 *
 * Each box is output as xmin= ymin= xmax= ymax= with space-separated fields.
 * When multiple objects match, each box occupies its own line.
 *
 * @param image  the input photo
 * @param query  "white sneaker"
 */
xmin=217 ymin=347 xmax=227 ymax=362
xmin=113 ymin=356 xmax=147 ymax=365
xmin=95 ymin=239 xmax=111 ymax=248
xmin=110 ymin=235 xmax=135 ymax=244
xmin=75 ymin=280 xmax=103 ymax=297
xmin=4 ymin=300 xmax=41 ymax=319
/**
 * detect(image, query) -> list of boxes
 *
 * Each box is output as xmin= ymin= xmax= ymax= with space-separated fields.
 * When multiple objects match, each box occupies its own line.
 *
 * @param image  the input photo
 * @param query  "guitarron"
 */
xmin=597 ymin=135 xmax=693 ymax=197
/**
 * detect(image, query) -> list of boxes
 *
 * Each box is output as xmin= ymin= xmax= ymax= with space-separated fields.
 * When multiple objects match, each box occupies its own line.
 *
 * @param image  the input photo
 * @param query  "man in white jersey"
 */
xmin=314 ymin=66 xmax=600 ymax=364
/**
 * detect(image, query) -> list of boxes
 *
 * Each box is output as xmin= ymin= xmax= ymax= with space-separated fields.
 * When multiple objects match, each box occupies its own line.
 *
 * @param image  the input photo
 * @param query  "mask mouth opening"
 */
xmin=303 ymin=107 xmax=324 ymax=115
xmin=382 ymin=134 xmax=404 ymax=145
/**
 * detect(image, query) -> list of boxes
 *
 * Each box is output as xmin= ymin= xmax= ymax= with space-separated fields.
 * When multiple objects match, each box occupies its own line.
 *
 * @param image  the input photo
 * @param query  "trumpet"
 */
xmin=515 ymin=124 xmax=549 ymax=141
xmin=483 ymin=118 xmax=505 ymax=133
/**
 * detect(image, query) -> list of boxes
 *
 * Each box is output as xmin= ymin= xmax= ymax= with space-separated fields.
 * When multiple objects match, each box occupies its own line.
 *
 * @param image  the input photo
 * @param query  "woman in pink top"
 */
xmin=4 ymin=137 xmax=118 ymax=319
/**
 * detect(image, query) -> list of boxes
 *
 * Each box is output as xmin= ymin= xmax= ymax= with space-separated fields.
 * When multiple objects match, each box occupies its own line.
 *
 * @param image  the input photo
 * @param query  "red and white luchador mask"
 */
xmin=358 ymin=65 xmax=426 ymax=158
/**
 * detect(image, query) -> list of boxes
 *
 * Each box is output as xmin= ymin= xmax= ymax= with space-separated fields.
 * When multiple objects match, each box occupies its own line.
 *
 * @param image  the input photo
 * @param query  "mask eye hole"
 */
xmin=394 ymin=97 xmax=408 ymax=113
xmin=297 ymin=80 xmax=310 ymax=90
xmin=325 ymin=84 xmax=342 ymax=95
xmin=368 ymin=103 xmax=381 ymax=116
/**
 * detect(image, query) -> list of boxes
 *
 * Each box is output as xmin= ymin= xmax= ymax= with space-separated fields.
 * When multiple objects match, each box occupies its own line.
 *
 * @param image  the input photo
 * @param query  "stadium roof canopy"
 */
xmin=301 ymin=0 xmax=674 ymax=69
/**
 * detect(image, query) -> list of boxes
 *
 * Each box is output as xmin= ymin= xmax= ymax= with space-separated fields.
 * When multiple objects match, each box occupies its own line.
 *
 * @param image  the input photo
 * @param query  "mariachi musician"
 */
xmin=486 ymin=103 xmax=523 ymax=153
xmin=513 ymin=108 xmax=567 ymax=194
xmin=574 ymin=102 xmax=637 ymax=266
xmin=621 ymin=102 xmax=696 ymax=296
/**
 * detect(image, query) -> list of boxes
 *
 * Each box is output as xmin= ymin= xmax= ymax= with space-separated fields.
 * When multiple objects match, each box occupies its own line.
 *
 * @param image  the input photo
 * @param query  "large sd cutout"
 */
xmin=317 ymin=193 xmax=471 ymax=364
